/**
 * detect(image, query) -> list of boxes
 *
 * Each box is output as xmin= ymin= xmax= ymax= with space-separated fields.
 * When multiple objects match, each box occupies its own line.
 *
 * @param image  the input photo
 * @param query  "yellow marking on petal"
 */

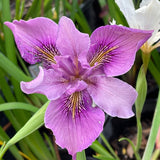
xmin=69 ymin=92 xmax=84 ymax=119
xmin=35 ymin=46 xmax=56 ymax=63
xmin=71 ymin=92 xmax=79 ymax=119
xmin=90 ymin=46 xmax=118 ymax=67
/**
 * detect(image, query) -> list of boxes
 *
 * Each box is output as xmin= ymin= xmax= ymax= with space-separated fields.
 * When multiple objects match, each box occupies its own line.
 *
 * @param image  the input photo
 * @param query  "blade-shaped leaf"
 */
xmin=0 ymin=101 xmax=49 ymax=159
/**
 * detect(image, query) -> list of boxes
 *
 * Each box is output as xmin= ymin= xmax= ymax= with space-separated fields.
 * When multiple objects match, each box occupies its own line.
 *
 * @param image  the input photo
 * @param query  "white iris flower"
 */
xmin=115 ymin=0 xmax=160 ymax=53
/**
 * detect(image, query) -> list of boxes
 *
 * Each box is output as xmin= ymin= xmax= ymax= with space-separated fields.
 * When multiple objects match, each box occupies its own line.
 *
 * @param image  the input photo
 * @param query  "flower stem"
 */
xmin=142 ymin=51 xmax=151 ymax=74
xmin=135 ymin=65 xmax=147 ymax=152
xmin=135 ymin=50 xmax=151 ymax=152
xmin=135 ymin=115 xmax=142 ymax=152
xmin=142 ymin=90 xmax=160 ymax=160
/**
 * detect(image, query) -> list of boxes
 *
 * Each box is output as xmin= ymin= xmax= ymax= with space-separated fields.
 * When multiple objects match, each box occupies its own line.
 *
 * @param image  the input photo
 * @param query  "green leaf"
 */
xmin=135 ymin=65 xmax=147 ymax=117
xmin=0 ymin=102 xmax=38 ymax=113
xmin=90 ymin=140 xmax=114 ymax=159
xmin=0 ymin=101 xmax=49 ymax=159
xmin=142 ymin=90 xmax=160 ymax=160
xmin=135 ymin=65 xmax=147 ymax=152
xmin=119 ymin=137 xmax=141 ymax=160
xmin=148 ymin=59 xmax=160 ymax=86
xmin=0 ymin=53 xmax=31 ymax=82
xmin=0 ymin=53 xmax=47 ymax=103
xmin=2 ymin=0 xmax=17 ymax=63
xmin=15 ymin=0 xmax=21 ymax=19
xmin=0 ymin=68 xmax=16 ymax=102
xmin=70 ymin=0 xmax=78 ymax=21
xmin=77 ymin=150 xmax=86 ymax=160
xmin=107 ymin=0 xmax=128 ymax=26
xmin=44 ymin=133 xmax=57 ymax=159
xmin=93 ymin=154 xmax=115 ymax=160
xmin=151 ymin=49 xmax=160 ymax=72
xmin=55 ymin=0 xmax=60 ymax=22
xmin=65 ymin=1 xmax=91 ymax=34
xmin=119 ymin=137 xmax=136 ymax=153
xmin=61 ymin=0 xmax=66 ymax=15
xmin=24 ymin=0 xmax=42 ymax=19
xmin=15 ymin=0 xmax=25 ymax=20
xmin=0 ymin=127 xmax=24 ymax=160
xmin=100 ymin=134 xmax=119 ymax=160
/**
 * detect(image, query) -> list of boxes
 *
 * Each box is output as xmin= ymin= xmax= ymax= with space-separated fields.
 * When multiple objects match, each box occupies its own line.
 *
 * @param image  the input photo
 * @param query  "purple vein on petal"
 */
xmin=44 ymin=90 xmax=105 ymax=156
xmin=4 ymin=17 xmax=59 ymax=67
xmin=89 ymin=45 xmax=118 ymax=67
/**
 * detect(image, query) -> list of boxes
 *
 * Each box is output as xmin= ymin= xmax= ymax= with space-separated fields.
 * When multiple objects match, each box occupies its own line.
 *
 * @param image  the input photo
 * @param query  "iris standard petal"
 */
xmin=66 ymin=80 xmax=88 ymax=95
xmin=140 ymin=0 xmax=151 ymax=7
xmin=4 ymin=17 xmax=59 ymax=65
xmin=87 ymin=76 xmax=137 ymax=118
xmin=21 ymin=67 xmax=70 ymax=100
xmin=115 ymin=0 xmax=137 ymax=28
xmin=44 ymin=90 xmax=105 ymax=157
xmin=56 ymin=16 xmax=90 ymax=64
xmin=135 ymin=0 xmax=160 ymax=45
xmin=88 ymin=25 xmax=152 ymax=77
xmin=54 ymin=55 xmax=89 ymax=77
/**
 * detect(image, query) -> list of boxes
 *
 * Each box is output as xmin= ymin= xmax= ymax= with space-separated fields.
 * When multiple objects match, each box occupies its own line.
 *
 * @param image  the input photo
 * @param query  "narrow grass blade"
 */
xmin=0 ymin=127 xmax=24 ymax=160
xmin=24 ymin=0 xmax=42 ymax=19
xmin=0 ymin=53 xmax=31 ymax=82
xmin=142 ymin=90 xmax=160 ymax=160
xmin=119 ymin=137 xmax=141 ymax=160
xmin=70 ymin=0 xmax=78 ymax=21
xmin=0 ymin=102 xmax=38 ymax=113
xmin=148 ymin=59 xmax=160 ymax=86
xmin=77 ymin=150 xmax=86 ymax=160
xmin=100 ymin=134 xmax=119 ymax=160
xmin=44 ymin=133 xmax=57 ymax=159
xmin=0 ymin=101 xmax=49 ymax=159
xmin=90 ymin=140 xmax=114 ymax=159
xmin=107 ymin=0 xmax=128 ymax=26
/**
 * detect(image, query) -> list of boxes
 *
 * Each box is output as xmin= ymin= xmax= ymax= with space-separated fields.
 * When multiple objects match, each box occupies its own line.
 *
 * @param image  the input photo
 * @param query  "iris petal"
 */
xmin=21 ymin=67 xmax=70 ymax=100
xmin=56 ymin=16 xmax=90 ymax=65
xmin=115 ymin=0 xmax=137 ymax=28
xmin=88 ymin=25 xmax=152 ymax=77
xmin=87 ymin=76 xmax=137 ymax=118
xmin=135 ymin=0 xmax=160 ymax=45
xmin=44 ymin=90 xmax=105 ymax=157
xmin=4 ymin=17 xmax=59 ymax=66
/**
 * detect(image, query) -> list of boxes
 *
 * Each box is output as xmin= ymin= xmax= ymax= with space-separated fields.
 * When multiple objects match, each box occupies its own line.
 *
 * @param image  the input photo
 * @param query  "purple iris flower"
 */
xmin=5 ymin=16 xmax=152 ymax=159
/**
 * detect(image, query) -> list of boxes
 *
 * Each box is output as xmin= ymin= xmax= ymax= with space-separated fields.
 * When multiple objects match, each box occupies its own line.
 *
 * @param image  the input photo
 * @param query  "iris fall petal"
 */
xmin=87 ymin=76 xmax=137 ymax=118
xmin=44 ymin=90 xmax=105 ymax=157
xmin=21 ymin=67 xmax=70 ymax=100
